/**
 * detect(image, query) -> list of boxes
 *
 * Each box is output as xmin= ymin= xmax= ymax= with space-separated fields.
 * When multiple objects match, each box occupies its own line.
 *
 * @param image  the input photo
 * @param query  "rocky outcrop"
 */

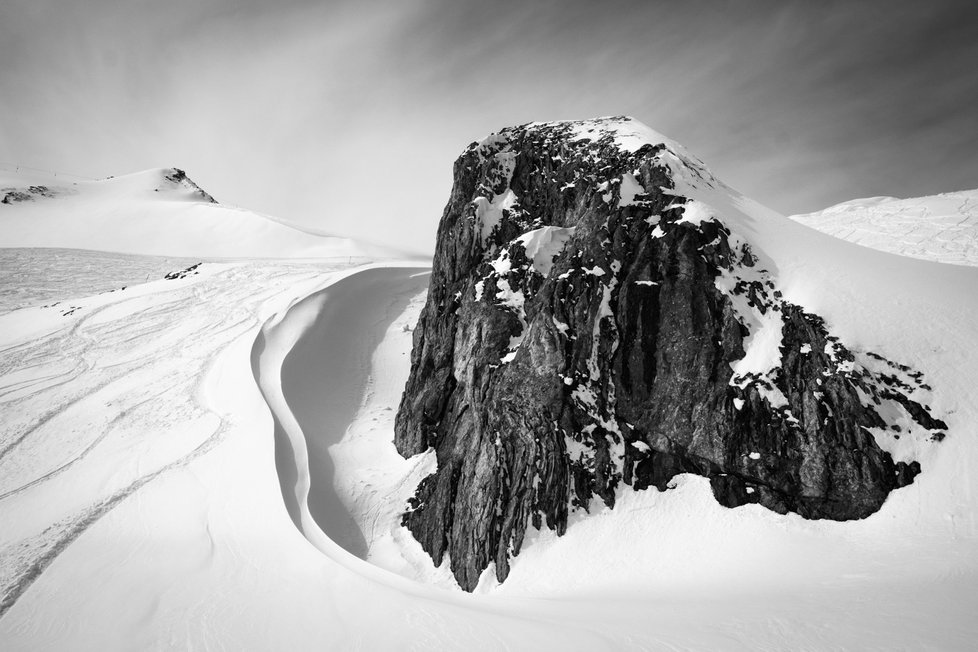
xmin=1 ymin=185 xmax=57 ymax=204
xmin=162 ymin=168 xmax=217 ymax=203
xmin=394 ymin=117 xmax=946 ymax=591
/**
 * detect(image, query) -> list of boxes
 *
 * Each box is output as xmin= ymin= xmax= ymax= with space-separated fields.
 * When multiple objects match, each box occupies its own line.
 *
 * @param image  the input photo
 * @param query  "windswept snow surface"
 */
xmin=0 ymin=248 xmax=204 ymax=314
xmin=789 ymin=188 xmax=978 ymax=267
xmin=2 ymin=147 xmax=978 ymax=649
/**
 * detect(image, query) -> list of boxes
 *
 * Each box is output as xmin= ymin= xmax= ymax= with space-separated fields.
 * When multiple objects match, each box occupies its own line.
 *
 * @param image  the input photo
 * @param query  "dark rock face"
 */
xmin=394 ymin=117 xmax=946 ymax=591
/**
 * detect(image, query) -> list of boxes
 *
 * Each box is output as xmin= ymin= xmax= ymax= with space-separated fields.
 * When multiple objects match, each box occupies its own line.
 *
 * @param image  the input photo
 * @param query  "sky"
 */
xmin=1 ymin=0 xmax=976 ymax=255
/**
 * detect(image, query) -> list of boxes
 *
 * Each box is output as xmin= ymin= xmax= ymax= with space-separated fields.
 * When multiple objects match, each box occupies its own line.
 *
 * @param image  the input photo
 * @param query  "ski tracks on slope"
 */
xmin=0 ymin=257 xmax=349 ymax=619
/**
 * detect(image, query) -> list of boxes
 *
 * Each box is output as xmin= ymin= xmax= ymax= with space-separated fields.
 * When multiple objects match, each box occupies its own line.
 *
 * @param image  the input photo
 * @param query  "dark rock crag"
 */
xmin=162 ymin=168 xmax=217 ymax=203
xmin=394 ymin=117 xmax=946 ymax=591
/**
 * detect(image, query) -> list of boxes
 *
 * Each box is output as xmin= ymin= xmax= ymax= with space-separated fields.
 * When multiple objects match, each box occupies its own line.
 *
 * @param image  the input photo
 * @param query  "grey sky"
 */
xmin=1 ymin=0 xmax=975 ymax=255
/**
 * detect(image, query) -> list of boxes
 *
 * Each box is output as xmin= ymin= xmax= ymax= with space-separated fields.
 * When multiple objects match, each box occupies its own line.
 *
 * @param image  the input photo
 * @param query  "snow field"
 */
xmin=790 ymin=189 xmax=978 ymax=267
xmin=0 ymin=167 xmax=406 ymax=260
xmin=2 ymin=137 xmax=978 ymax=648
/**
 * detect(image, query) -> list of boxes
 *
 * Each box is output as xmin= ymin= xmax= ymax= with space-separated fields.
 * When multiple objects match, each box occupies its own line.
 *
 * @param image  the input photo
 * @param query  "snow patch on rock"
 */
xmin=516 ymin=226 xmax=577 ymax=276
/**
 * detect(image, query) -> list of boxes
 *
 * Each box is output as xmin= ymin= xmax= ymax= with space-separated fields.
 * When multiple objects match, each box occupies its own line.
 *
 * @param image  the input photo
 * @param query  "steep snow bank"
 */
xmin=252 ymin=266 xmax=431 ymax=558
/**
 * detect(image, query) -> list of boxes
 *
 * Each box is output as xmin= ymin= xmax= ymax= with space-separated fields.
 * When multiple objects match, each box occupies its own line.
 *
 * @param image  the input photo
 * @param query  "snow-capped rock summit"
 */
xmin=155 ymin=167 xmax=218 ymax=203
xmin=394 ymin=117 xmax=947 ymax=590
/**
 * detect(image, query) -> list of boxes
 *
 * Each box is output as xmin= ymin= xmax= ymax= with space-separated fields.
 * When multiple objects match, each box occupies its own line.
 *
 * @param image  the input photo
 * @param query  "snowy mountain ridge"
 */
xmin=0 ymin=166 xmax=405 ymax=260
xmin=1 ymin=167 xmax=213 ymax=205
xmin=789 ymin=188 xmax=978 ymax=267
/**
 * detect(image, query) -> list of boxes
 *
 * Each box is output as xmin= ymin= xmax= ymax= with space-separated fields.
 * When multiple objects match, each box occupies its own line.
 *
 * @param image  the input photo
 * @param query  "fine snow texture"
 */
xmin=790 ymin=188 xmax=978 ymax=267
xmin=0 ymin=248 xmax=203 ymax=314
xmin=2 ymin=137 xmax=978 ymax=650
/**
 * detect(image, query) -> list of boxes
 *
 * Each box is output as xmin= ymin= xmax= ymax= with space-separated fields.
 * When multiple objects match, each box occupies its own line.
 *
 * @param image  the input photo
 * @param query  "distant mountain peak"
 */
xmin=0 ymin=165 xmax=401 ymax=259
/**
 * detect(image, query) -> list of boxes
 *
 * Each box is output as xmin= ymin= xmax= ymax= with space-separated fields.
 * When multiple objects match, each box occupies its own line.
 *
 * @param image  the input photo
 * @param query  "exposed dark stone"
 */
xmin=1 ymin=191 xmax=32 ymax=204
xmin=394 ymin=117 xmax=945 ymax=591
xmin=1 ymin=185 xmax=55 ymax=204
xmin=163 ymin=168 xmax=217 ymax=203
xmin=163 ymin=263 xmax=202 ymax=280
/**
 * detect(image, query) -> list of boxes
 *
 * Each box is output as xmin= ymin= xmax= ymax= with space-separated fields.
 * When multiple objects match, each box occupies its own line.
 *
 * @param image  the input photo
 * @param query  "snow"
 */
xmin=469 ymin=149 xmax=519 ymax=243
xmin=537 ymin=116 xmax=680 ymax=154
xmin=516 ymin=225 xmax=576 ymax=276
xmin=488 ymin=248 xmax=513 ymax=275
xmin=729 ymin=306 xmax=784 ymax=378
xmin=789 ymin=189 xmax=978 ymax=267
xmin=2 ymin=149 xmax=978 ymax=650
xmin=713 ymin=244 xmax=785 ymax=384
xmin=675 ymin=199 xmax=714 ymax=226
xmin=0 ymin=167 xmax=406 ymax=260
xmin=493 ymin=278 xmax=524 ymax=312
xmin=617 ymin=172 xmax=647 ymax=206
xmin=255 ymin=266 xmax=441 ymax=572
xmin=0 ymin=248 xmax=202 ymax=314
xmin=472 ymin=189 xmax=519 ymax=244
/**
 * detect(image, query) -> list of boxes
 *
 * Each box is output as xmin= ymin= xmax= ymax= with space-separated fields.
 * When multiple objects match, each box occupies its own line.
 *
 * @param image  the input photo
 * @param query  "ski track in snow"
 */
xmin=0 ymin=248 xmax=204 ymax=315
xmin=1 ymin=246 xmax=978 ymax=649
xmin=0 ymin=254 xmax=339 ymax=617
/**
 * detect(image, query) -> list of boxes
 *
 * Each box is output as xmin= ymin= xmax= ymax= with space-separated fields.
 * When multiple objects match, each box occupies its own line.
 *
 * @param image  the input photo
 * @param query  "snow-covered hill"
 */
xmin=789 ymin=189 xmax=978 ymax=267
xmin=0 ymin=166 xmax=403 ymax=259
xmin=2 ymin=131 xmax=977 ymax=651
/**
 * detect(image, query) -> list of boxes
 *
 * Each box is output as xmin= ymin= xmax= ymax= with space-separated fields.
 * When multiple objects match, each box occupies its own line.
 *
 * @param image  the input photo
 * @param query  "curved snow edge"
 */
xmin=247 ymin=264 xmax=485 ymax=601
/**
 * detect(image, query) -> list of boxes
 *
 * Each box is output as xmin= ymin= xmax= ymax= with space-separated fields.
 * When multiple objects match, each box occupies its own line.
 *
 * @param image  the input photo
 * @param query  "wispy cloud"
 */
xmin=1 ymin=0 xmax=975 ymax=253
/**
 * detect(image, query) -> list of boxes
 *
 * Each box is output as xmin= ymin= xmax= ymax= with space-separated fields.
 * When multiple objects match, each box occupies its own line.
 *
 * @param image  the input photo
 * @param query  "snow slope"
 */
xmin=0 ymin=248 xmax=203 ymax=314
xmin=789 ymin=188 xmax=978 ymax=266
xmin=250 ymin=121 xmax=978 ymax=645
xmin=2 ymin=135 xmax=978 ymax=650
xmin=0 ymin=166 xmax=402 ymax=259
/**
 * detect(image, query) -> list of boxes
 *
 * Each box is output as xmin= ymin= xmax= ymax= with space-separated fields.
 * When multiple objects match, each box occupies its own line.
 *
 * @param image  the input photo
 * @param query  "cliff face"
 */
xmin=394 ymin=117 xmax=946 ymax=591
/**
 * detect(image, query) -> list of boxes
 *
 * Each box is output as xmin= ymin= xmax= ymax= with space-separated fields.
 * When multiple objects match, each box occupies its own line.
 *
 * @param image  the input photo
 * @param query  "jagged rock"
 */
xmin=163 ymin=263 xmax=202 ymax=280
xmin=394 ymin=117 xmax=945 ymax=591
xmin=162 ymin=168 xmax=217 ymax=203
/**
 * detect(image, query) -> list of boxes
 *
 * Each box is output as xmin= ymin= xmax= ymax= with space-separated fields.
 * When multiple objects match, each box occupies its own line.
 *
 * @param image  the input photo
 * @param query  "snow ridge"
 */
xmin=790 ymin=188 xmax=978 ymax=266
